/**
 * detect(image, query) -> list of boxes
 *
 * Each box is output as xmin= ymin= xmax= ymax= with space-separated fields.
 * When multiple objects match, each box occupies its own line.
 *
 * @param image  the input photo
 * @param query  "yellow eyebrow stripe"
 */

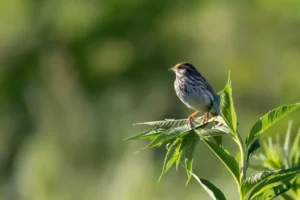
xmin=174 ymin=63 xmax=182 ymax=69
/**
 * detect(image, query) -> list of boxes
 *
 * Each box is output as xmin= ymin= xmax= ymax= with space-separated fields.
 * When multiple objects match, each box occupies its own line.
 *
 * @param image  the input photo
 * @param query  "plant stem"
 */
xmin=235 ymin=132 xmax=247 ymax=200
xmin=237 ymin=133 xmax=246 ymax=179
xmin=238 ymin=185 xmax=244 ymax=200
xmin=214 ymin=117 xmax=247 ymax=199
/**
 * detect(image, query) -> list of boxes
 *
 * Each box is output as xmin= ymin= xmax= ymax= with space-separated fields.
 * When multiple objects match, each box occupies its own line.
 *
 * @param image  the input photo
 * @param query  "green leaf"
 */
xmin=291 ymin=176 xmax=300 ymax=196
xmin=291 ymin=128 xmax=300 ymax=166
xmin=246 ymin=102 xmax=300 ymax=149
xmin=124 ymin=128 xmax=163 ymax=140
xmin=236 ymin=152 xmax=241 ymax=167
xmin=195 ymin=128 xmax=228 ymax=138
xmin=250 ymin=176 xmax=297 ymax=200
xmin=159 ymin=138 xmax=183 ymax=181
xmin=261 ymin=141 xmax=283 ymax=169
xmin=201 ymin=138 xmax=240 ymax=185
xmin=146 ymin=125 xmax=193 ymax=149
xmin=219 ymin=71 xmax=238 ymax=135
xmin=246 ymin=166 xmax=300 ymax=200
xmin=134 ymin=119 xmax=192 ymax=129
xmin=246 ymin=138 xmax=260 ymax=162
xmin=195 ymin=127 xmax=229 ymax=146
xmin=185 ymin=137 xmax=199 ymax=185
xmin=213 ymin=136 xmax=223 ymax=145
xmin=242 ymin=171 xmax=276 ymax=196
xmin=176 ymin=139 xmax=187 ymax=170
xmin=284 ymin=121 xmax=293 ymax=157
xmin=211 ymin=123 xmax=231 ymax=135
xmin=190 ymin=171 xmax=226 ymax=200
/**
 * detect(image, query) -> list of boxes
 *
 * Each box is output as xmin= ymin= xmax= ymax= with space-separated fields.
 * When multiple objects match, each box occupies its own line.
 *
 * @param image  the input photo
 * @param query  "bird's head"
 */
xmin=169 ymin=62 xmax=198 ymax=77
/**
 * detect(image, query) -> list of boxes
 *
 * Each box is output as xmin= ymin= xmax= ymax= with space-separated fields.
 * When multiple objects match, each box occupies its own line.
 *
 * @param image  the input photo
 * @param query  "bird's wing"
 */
xmin=212 ymin=95 xmax=220 ymax=115
xmin=203 ymin=79 xmax=217 ymax=97
xmin=203 ymin=79 xmax=220 ymax=115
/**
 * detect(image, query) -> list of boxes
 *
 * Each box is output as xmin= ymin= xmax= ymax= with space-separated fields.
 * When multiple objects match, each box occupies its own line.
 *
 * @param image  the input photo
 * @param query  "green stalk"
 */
xmin=236 ymin=133 xmax=246 ymax=180
xmin=208 ymin=117 xmax=247 ymax=199
xmin=235 ymin=132 xmax=247 ymax=200
xmin=216 ymin=117 xmax=246 ymax=199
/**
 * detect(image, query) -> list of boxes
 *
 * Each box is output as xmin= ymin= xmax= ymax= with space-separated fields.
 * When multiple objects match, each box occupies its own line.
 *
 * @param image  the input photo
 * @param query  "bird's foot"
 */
xmin=187 ymin=116 xmax=194 ymax=128
xmin=186 ymin=111 xmax=199 ymax=128
xmin=200 ymin=112 xmax=212 ymax=124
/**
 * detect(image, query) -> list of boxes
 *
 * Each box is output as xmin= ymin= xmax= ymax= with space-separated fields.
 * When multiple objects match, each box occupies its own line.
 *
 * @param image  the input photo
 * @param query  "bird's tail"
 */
xmin=210 ymin=94 xmax=220 ymax=116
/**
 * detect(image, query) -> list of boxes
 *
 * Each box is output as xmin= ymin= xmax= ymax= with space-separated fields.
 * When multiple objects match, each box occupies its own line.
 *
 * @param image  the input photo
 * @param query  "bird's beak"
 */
xmin=168 ymin=67 xmax=175 ymax=71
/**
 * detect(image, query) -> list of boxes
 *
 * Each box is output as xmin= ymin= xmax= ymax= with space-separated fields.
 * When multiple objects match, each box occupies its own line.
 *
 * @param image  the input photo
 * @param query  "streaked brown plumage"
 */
xmin=169 ymin=62 xmax=219 ymax=125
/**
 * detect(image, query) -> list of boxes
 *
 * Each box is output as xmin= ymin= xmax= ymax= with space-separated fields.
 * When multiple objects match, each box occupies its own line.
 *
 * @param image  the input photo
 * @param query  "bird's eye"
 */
xmin=178 ymin=66 xmax=185 ymax=70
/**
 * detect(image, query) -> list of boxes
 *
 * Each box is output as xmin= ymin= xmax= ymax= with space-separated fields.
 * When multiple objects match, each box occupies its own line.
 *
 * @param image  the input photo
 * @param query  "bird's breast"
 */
xmin=174 ymin=78 xmax=212 ymax=112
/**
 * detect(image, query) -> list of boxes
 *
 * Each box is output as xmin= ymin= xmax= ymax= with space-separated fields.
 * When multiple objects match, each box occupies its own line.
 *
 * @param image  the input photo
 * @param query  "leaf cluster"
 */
xmin=126 ymin=72 xmax=300 ymax=200
xmin=252 ymin=122 xmax=300 ymax=199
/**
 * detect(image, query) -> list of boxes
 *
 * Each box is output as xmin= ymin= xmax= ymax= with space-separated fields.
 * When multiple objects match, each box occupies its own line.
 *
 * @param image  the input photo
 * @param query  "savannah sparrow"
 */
xmin=169 ymin=62 xmax=219 ymax=126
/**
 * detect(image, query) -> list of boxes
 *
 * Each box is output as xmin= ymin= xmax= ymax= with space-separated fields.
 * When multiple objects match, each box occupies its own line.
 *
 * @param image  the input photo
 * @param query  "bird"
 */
xmin=169 ymin=62 xmax=220 ymax=126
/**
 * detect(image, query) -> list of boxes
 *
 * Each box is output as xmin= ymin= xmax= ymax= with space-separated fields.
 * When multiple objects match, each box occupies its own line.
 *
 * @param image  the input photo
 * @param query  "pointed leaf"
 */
xmin=159 ymin=138 xmax=183 ymax=181
xmin=219 ymin=72 xmax=238 ymax=135
xmin=190 ymin=171 xmax=226 ymax=200
xmin=291 ymin=128 xmax=300 ymax=166
xmin=195 ymin=127 xmax=229 ymax=146
xmin=250 ymin=176 xmax=297 ymax=200
xmin=124 ymin=128 xmax=163 ymax=140
xmin=246 ymin=102 xmax=300 ymax=148
xmin=195 ymin=128 xmax=228 ymax=138
xmin=185 ymin=137 xmax=199 ymax=185
xmin=242 ymin=171 xmax=276 ymax=196
xmin=261 ymin=141 xmax=283 ymax=169
xmin=146 ymin=126 xmax=192 ymax=149
xmin=134 ymin=119 xmax=192 ymax=129
xmin=284 ymin=121 xmax=293 ymax=156
xmin=246 ymin=138 xmax=261 ymax=162
xmin=212 ymin=123 xmax=231 ymax=134
xmin=213 ymin=136 xmax=223 ymax=145
xmin=246 ymin=166 xmax=300 ymax=200
xmin=201 ymin=138 xmax=240 ymax=184
xmin=176 ymin=139 xmax=187 ymax=170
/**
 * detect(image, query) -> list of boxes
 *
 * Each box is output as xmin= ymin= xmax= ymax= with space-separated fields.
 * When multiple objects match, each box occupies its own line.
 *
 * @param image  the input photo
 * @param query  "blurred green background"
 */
xmin=1 ymin=0 xmax=300 ymax=199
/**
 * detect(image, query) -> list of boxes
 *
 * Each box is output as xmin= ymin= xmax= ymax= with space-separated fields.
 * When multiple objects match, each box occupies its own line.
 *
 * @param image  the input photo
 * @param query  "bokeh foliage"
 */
xmin=0 ymin=0 xmax=300 ymax=199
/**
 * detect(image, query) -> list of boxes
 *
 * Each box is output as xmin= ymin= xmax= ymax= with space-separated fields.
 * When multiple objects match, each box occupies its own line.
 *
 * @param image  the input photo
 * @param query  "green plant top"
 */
xmin=126 ymin=72 xmax=300 ymax=200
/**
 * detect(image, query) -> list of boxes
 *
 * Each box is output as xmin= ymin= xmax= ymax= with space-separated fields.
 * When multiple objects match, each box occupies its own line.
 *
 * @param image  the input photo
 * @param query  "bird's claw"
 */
xmin=200 ymin=115 xmax=208 ymax=124
xmin=200 ymin=112 xmax=212 ymax=124
xmin=186 ymin=116 xmax=195 ymax=128
xmin=186 ymin=111 xmax=212 ymax=128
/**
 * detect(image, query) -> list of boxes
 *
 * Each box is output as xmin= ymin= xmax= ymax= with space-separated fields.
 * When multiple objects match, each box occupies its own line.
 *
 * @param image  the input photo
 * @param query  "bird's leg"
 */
xmin=208 ymin=112 xmax=213 ymax=119
xmin=200 ymin=112 xmax=211 ymax=124
xmin=187 ymin=111 xmax=199 ymax=127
